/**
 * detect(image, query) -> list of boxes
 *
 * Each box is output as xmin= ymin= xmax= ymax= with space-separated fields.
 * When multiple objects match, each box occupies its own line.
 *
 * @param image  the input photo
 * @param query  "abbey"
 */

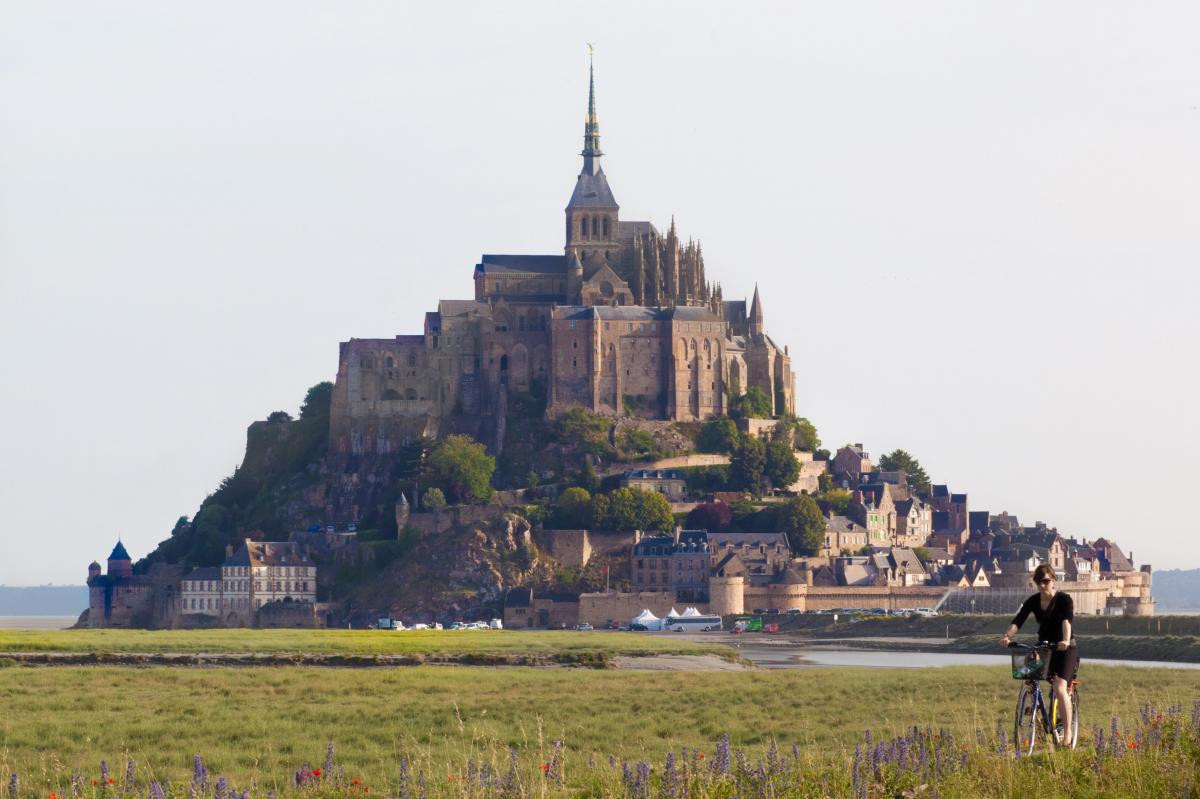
xmin=330 ymin=60 xmax=794 ymax=455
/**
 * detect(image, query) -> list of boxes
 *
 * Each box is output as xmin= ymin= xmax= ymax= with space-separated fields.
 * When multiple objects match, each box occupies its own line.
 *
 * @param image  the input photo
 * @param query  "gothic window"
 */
xmin=408 ymin=352 xmax=417 ymax=367
xmin=386 ymin=356 xmax=395 ymax=368
xmin=518 ymin=317 xmax=525 ymax=331
xmin=580 ymin=217 xmax=589 ymax=239
xmin=591 ymin=217 xmax=599 ymax=237
xmin=603 ymin=217 xmax=610 ymax=238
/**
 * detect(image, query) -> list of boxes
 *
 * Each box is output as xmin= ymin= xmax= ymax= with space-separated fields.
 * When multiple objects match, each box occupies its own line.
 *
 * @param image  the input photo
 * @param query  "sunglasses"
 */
xmin=1035 ymin=578 xmax=1054 ymax=586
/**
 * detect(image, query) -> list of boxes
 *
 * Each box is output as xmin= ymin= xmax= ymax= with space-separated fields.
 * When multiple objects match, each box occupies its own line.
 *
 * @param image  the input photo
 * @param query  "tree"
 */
xmin=729 ymin=387 xmax=773 ymax=419
xmin=554 ymin=487 xmax=593 ymax=529
xmin=779 ymin=494 xmax=826 ymax=555
xmin=421 ymin=487 xmax=447 ymax=509
xmin=730 ymin=435 xmax=766 ymax=495
xmin=819 ymin=488 xmax=853 ymax=516
xmin=764 ymin=440 xmax=800 ymax=490
xmin=576 ymin=459 xmax=601 ymax=493
xmin=793 ymin=417 xmax=820 ymax=452
xmin=267 ymin=411 xmax=293 ymax=424
xmin=300 ymin=382 xmax=333 ymax=419
xmin=686 ymin=501 xmax=733 ymax=532
xmin=428 ymin=434 xmax=495 ymax=504
xmin=878 ymin=449 xmax=931 ymax=493
xmin=591 ymin=487 xmax=673 ymax=531
xmin=697 ymin=417 xmax=739 ymax=454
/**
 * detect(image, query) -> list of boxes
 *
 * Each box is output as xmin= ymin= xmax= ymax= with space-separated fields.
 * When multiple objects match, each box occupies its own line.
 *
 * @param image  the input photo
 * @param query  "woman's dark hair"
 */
xmin=1032 ymin=563 xmax=1056 ymax=584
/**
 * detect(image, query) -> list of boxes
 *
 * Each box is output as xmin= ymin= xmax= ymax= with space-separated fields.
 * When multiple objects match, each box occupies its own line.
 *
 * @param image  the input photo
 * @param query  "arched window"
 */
xmin=580 ymin=217 xmax=589 ymax=239
xmin=385 ymin=356 xmax=395 ymax=369
xmin=408 ymin=352 xmax=417 ymax=368
xmin=591 ymin=217 xmax=599 ymax=237
xmin=602 ymin=217 xmax=610 ymax=238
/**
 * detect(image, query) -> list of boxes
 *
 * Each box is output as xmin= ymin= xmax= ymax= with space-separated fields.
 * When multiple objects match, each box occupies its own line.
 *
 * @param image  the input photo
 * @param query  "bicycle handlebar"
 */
xmin=1006 ymin=640 xmax=1050 ymax=650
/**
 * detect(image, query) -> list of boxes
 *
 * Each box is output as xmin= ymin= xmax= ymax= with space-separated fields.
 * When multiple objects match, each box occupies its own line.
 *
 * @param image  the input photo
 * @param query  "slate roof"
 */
xmin=931 ymin=484 xmax=950 ymax=498
xmin=475 ymin=254 xmax=567 ymax=275
xmin=222 ymin=540 xmax=312 ymax=569
xmin=184 ymin=567 xmax=221 ymax=582
xmin=108 ymin=541 xmax=131 ymax=561
xmin=624 ymin=469 xmax=685 ymax=481
xmin=826 ymin=515 xmax=864 ymax=533
xmin=618 ymin=220 xmax=658 ymax=240
xmin=567 ymin=168 xmax=618 ymax=208
xmin=709 ymin=532 xmax=788 ymax=550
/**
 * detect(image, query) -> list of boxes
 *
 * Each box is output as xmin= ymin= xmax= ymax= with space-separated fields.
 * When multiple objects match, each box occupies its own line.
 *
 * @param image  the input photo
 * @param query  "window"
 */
xmin=568 ymin=320 xmax=577 ymax=330
xmin=591 ymin=217 xmax=599 ymax=237
xmin=603 ymin=217 xmax=610 ymax=237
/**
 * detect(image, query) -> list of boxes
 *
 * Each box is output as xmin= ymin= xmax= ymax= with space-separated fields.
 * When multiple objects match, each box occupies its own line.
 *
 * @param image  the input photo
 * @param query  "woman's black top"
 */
xmin=1010 ymin=591 xmax=1075 ymax=645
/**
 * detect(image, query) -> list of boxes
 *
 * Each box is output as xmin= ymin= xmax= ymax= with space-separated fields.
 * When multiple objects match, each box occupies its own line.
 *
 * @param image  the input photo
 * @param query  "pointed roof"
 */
xmin=749 ymin=284 xmax=764 ymax=330
xmin=108 ymin=540 xmax=131 ymax=561
xmin=567 ymin=52 xmax=617 ymax=209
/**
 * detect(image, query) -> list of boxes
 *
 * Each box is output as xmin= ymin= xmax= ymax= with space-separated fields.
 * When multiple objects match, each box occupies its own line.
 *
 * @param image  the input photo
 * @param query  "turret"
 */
xmin=748 ymin=284 xmax=764 ymax=336
xmin=106 ymin=540 xmax=133 ymax=579
xmin=87 ymin=561 xmax=101 ymax=582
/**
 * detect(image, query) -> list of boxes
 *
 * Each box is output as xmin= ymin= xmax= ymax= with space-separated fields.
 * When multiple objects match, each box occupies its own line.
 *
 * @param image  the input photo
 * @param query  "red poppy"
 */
xmin=698 ymin=754 xmax=705 ymax=760
xmin=539 ymin=764 xmax=549 ymax=772
xmin=352 ymin=779 xmax=361 ymax=786
xmin=1127 ymin=740 xmax=1139 ymax=750
xmin=106 ymin=778 xmax=116 ymax=784
xmin=364 ymin=789 xmax=369 ymax=794
xmin=50 ymin=793 xmax=59 ymax=798
xmin=312 ymin=769 xmax=321 ymax=778
xmin=90 ymin=782 xmax=98 ymax=787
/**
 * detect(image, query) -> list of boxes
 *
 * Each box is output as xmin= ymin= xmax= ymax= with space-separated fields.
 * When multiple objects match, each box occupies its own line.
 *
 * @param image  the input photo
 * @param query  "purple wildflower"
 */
xmin=398 ymin=756 xmax=411 ymax=799
xmin=8 ymin=773 xmax=17 ymax=799
xmin=547 ymin=740 xmax=563 ymax=784
xmin=268 ymin=791 xmax=276 ymax=799
xmin=416 ymin=772 xmax=425 ymax=799
xmin=214 ymin=776 xmax=227 ymax=799
xmin=609 ymin=754 xmax=617 ymax=769
xmin=851 ymin=744 xmax=862 ymax=798
xmin=192 ymin=756 xmax=207 ymax=788
xmin=588 ymin=753 xmax=595 ymax=770
xmin=714 ymin=733 xmax=731 ymax=776
xmin=635 ymin=761 xmax=650 ymax=799
xmin=791 ymin=742 xmax=800 ymax=764
xmin=123 ymin=761 xmax=135 ymax=794
xmin=101 ymin=762 xmax=109 ymax=787
xmin=241 ymin=791 xmax=249 ymax=799
xmin=150 ymin=783 xmax=165 ymax=799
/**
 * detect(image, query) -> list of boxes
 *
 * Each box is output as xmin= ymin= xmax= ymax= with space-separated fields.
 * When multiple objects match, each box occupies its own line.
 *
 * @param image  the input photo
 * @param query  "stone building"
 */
xmin=631 ymin=529 xmax=710 ymax=602
xmin=621 ymin=468 xmax=687 ymax=501
xmin=86 ymin=541 xmax=156 ymax=627
xmin=178 ymin=539 xmax=317 ymax=627
xmin=329 ymin=57 xmax=795 ymax=455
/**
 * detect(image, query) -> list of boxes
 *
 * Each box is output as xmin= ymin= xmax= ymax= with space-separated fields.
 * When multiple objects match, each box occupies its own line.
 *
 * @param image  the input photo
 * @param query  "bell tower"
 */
xmin=565 ymin=50 xmax=620 ymax=262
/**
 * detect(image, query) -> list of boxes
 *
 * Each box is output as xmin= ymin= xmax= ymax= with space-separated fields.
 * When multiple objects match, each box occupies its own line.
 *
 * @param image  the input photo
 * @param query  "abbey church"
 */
xmin=330 ymin=60 xmax=794 ymax=455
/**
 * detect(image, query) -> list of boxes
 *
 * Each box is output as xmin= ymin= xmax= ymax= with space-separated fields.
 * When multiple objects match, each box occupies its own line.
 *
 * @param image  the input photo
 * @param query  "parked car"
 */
xmin=785 ymin=608 xmax=803 ymax=615
xmin=629 ymin=622 xmax=648 ymax=631
xmin=913 ymin=607 xmax=939 ymax=618
xmin=574 ymin=623 xmax=594 ymax=631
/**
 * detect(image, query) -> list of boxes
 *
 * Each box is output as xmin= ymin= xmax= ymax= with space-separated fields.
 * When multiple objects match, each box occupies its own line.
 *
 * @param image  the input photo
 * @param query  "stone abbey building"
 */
xmin=330 ymin=60 xmax=794 ymax=455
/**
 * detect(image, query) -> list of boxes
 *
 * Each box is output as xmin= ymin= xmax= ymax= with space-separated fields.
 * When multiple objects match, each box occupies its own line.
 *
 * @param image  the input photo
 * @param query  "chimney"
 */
xmin=673 ymin=526 xmax=682 ymax=545
xmin=225 ymin=544 xmax=234 ymax=559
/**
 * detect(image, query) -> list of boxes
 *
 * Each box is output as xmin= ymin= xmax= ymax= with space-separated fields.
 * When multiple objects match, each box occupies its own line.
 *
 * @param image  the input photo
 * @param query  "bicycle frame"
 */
xmin=1009 ymin=641 xmax=1079 ymax=754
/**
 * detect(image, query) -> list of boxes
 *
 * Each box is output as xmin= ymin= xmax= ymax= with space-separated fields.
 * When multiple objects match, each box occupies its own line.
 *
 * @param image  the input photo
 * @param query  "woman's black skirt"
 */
xmin=1048 ymin=645 xmax=1079 ymax=681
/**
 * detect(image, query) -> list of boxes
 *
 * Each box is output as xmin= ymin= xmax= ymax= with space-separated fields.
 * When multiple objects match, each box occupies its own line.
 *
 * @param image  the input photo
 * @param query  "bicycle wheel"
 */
xmin=1013 ymin=684 xmax=1038 ymax=755
xmin=1052 ymin=685 xmax=1080 ymax=750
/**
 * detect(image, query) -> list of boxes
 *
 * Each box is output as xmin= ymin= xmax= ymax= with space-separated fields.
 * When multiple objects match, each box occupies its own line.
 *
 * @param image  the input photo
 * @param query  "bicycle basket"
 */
xmin=1011 ymin=647 xmax=1050 ymax=680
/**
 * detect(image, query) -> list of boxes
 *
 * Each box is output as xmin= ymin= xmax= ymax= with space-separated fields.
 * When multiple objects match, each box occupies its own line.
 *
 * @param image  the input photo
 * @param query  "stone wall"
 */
xmin=406 ymin=505 xmax=501 ymax=537
xmin=257 ymin=600 xmax=321 ymax=628
xmin=537 ymin=529 xmax=637 ymax=569
xmin=578 ymin=590 xmax=695 ymax=625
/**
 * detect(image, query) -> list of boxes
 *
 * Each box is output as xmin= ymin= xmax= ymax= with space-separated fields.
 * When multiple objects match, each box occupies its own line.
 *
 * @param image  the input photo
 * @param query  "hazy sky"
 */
xmin=2 ymin=2 xmax=1198 ymax=585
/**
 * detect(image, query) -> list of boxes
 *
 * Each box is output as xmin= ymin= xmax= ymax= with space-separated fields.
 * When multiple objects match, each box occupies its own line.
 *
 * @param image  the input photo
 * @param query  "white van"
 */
xmin=912 ymin=607 xmax=939 ymax=618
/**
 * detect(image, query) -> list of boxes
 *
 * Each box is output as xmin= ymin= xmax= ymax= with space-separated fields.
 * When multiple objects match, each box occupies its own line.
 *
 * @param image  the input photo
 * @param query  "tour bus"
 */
xmin=666 ymin=614 xmax=724 ymax=632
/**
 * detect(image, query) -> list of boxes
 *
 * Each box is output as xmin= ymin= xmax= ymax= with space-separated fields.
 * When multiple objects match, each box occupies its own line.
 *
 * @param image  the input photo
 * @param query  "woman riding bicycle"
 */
xmin=1000 ymin=563 xmax=1078 ymax=748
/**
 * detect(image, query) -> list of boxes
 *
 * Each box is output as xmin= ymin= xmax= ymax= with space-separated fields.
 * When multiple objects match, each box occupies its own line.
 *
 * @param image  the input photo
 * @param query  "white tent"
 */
xmin=632 ymin=609 xmax=663 ymax=630
xmin=666 ymin=607 xmax=681 ymax=618
xmin=681 ymin=607 xmax=702 ymax=617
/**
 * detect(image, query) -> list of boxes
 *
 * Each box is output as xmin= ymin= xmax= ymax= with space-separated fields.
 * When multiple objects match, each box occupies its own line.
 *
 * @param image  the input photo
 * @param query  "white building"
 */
xmin=180 ymin=539 xmax=317 ymax=625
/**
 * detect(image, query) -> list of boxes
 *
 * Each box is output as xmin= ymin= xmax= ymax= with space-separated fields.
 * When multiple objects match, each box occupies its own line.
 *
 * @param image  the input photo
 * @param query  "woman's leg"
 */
xmin=1052 ymin=674 xmax=1073 ymax=746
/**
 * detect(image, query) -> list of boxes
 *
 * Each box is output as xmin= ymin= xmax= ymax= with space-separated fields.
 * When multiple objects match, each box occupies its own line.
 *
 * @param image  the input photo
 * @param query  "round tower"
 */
xmin=708 ymin=576 xmax=744 ymax=616
xmin=87 ymin=561 xmax=101 ymax=582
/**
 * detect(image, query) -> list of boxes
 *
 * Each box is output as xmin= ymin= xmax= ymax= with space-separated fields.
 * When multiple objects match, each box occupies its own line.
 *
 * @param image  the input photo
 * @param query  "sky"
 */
xmin=1 ymin=2 xmax=1198 ymax=586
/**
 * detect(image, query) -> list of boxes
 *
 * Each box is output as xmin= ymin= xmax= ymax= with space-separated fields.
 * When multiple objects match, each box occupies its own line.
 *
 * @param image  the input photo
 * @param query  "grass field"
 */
xmin=0 ymin=629 xmax=735 ymax=663
xmin=2 ymin=663 xmax=1199 ymax=797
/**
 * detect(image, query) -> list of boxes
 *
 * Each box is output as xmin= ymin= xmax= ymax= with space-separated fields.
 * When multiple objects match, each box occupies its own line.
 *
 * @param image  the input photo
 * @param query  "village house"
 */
xmin=830 ymin=444 xmax=872 ymax=487
xmin=707 ymin=531 xmax=791 ymax=585
xmin=849 ymin=483 xmax=901 ymax=547
xmin=631 ymin=529 xmax=710 ymax=601
xmin=503 ymin=588 xmax=581 ymax=629
xmin=621 ymin=468 xmax=687 ymax=501
xmin=822 ymin=514 xmax=868 ymax=556
xmin=893 ymin=496 xmax=932 ymax=548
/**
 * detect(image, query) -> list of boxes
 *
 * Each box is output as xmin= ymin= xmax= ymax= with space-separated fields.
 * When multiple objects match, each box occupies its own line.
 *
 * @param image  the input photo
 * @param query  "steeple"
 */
xmin=565 ymin=48 xmax=619 ymax=257
xmin=748 ymin=284 xmax=764 ymax=336
xmin=581 ymin=48 xmax=602 ymax=176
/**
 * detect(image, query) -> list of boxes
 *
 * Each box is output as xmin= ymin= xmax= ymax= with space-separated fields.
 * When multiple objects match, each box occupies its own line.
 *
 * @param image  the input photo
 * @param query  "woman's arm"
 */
xmin=1000 ymin=596 xmax=1033 ymax=646
xmin=1059 ymin=618 xmax=1072 ymax=650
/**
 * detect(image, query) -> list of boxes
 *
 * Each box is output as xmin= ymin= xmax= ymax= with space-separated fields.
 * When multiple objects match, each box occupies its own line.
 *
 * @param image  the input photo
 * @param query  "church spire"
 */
xmin=581 ymin=46 xmax=602 ymax=176
xmin=749 ymin=283 xmax=764 ymax=336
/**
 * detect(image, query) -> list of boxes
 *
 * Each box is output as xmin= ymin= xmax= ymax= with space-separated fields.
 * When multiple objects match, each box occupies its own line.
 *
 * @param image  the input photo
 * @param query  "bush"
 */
xmin=686 ymin=501 xmax=733 ymax=532
xmin=428 ymin=435 xmax=495 ymax=504
xmin=730 ymin=387 xmax=772 ymax=419
xmin=591 ymin=487 xmax=674 ymax=532
xmin=422 ymin=487 xmax=447 ymax=509
xmin=764 ymin=440 xmax=800 ymax=489
xmin=697 ymin=417 xmax=739 ymax=454
xmin=553 ymin=487 xmax=593 ymax=529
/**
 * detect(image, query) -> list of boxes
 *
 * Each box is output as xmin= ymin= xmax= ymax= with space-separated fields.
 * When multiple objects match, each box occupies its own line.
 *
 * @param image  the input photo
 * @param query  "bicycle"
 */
xmin=1008 ymin=641 xmax=1080 ymax=755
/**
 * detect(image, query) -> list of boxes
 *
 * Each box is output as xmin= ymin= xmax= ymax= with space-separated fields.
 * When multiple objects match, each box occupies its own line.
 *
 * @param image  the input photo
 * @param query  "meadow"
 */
xmin=0 ymin=629 xmax=733 ymax=664
xmin=1 ymin=663 xmax=1198 ymax=797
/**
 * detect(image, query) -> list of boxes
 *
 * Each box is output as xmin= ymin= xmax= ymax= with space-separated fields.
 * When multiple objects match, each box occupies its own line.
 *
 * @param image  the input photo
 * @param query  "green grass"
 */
xmin=1 ymin=664 xmax=1198 ymax=797
xmin=0 ymin=629 xmax=734 ymax=661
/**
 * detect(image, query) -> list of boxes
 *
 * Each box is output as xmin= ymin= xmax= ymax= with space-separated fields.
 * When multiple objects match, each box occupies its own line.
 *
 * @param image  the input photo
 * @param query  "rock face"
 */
xmin=337 ymin=510 xmax=557 ymax=625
